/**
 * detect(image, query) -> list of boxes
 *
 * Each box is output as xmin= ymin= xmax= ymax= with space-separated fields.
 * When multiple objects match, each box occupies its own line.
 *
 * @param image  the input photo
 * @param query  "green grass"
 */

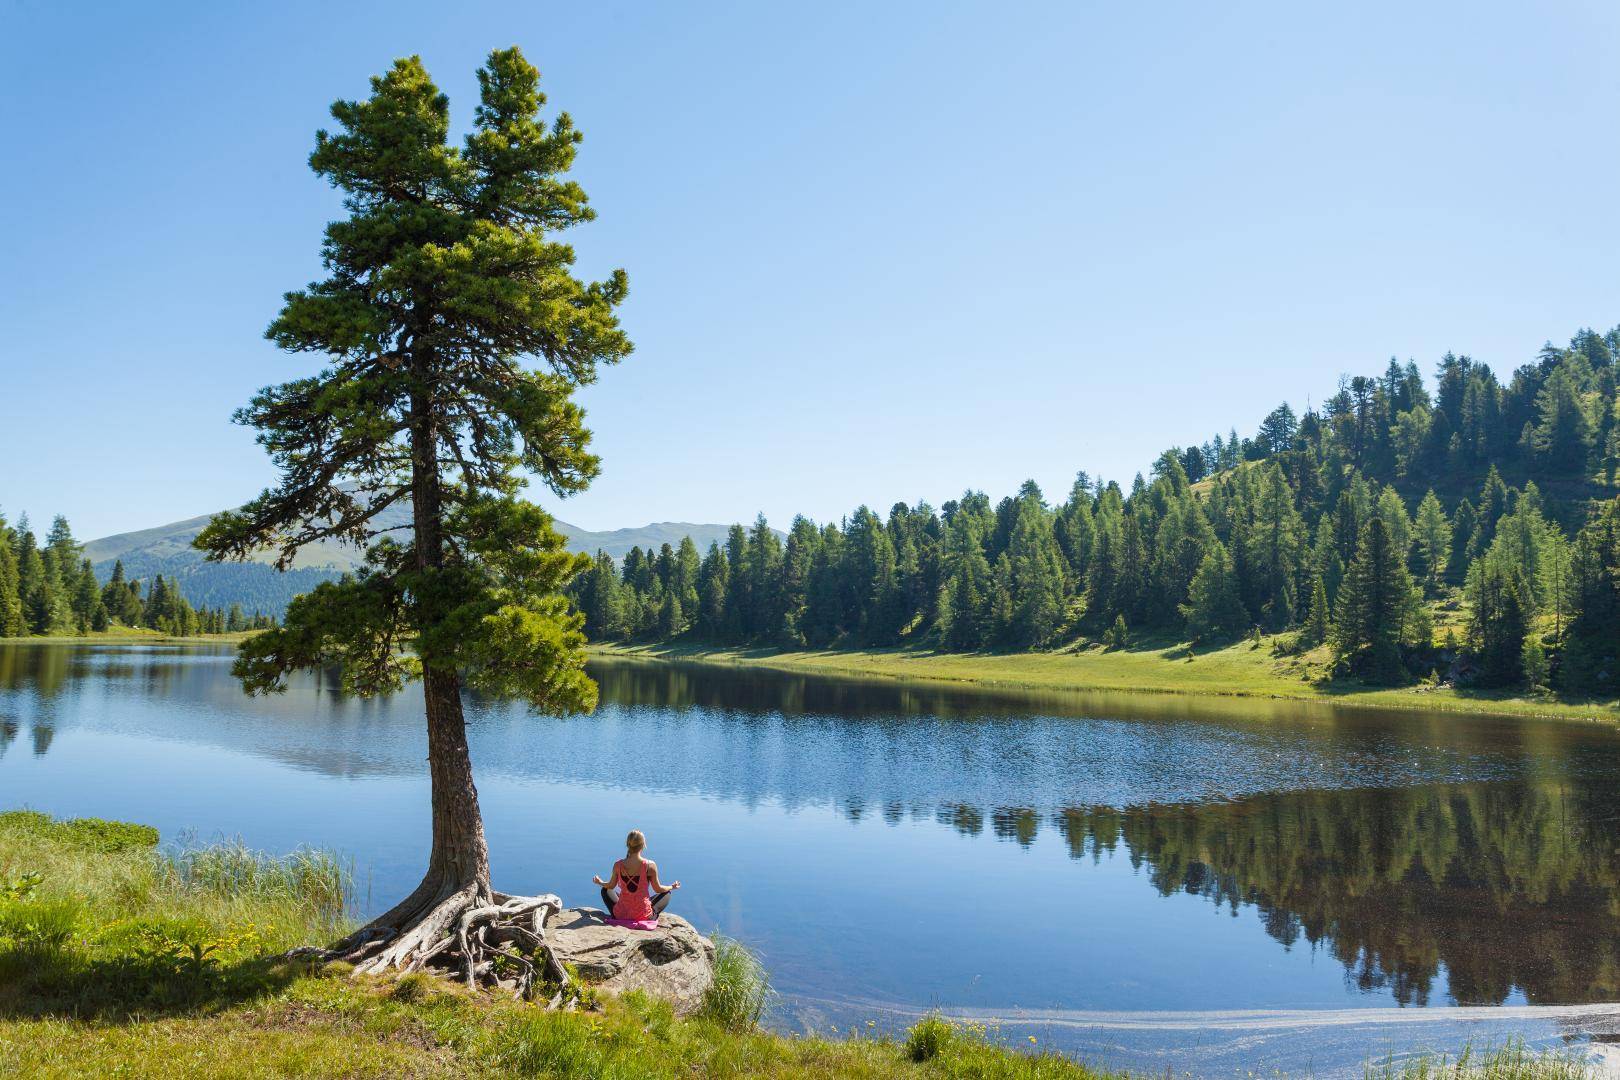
xmin=0 ymin=809 xmax=1126 ymax=1078
xmin=593 ymin=634 xmax=1620 ymax=723
xmin=0 ymin=629 xmax=256 ymax=645
xmin=1367 ymin=1041 xmax=1594 ymax=1079
xmin=0 ymin=810 xmax=1597 ymax=1078
xmin=0 ymin=809 xmax=352 ymax=1021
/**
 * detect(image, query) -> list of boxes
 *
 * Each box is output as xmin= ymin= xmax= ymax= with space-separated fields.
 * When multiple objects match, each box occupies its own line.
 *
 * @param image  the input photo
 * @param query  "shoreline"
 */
xmin=4 ymin=633 xmax=1612 ymax=724
xmin=0 ymin=631 xmax=253 ymax=645
xmin=589 ymin=639 xmax=1620 ymax=724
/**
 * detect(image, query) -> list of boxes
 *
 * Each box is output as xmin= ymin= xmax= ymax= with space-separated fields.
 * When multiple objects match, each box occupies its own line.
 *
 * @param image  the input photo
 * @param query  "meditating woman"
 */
xmin=593 ymin=829 xmax=680 ymax=927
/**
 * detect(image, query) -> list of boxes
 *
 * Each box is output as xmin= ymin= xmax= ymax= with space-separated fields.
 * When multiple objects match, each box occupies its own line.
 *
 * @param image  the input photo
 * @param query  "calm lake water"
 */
xmin=5 ymin=642 xmax=1620 ymax=1076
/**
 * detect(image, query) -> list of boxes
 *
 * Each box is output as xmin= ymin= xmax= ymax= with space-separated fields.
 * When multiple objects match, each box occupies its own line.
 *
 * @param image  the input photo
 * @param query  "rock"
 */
xmin=541 ymin=907 xmax=715 ymax=1015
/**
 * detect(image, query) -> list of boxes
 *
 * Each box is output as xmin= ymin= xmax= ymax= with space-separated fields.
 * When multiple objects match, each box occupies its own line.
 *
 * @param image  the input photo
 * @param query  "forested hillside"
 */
xmin=0 ymin=515 xmax=274 ymax=637
xmin=79 ymin=500 xmax=750 ymax=617
xmin=572 ymin=328 xmax=1620 ymax=695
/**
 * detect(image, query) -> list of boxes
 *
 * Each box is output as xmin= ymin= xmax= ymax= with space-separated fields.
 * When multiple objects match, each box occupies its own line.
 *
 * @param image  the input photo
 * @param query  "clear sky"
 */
xmin=5 ymin=2 xmax=1620 ymax=541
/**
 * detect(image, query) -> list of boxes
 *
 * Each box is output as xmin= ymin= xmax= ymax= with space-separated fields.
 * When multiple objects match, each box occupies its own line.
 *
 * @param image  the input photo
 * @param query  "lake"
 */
xmin=4 ymin=642 xmax=1620 ymax=1076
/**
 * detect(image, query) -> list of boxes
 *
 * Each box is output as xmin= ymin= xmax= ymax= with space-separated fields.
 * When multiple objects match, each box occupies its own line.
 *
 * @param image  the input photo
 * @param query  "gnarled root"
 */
xmin=291 ymin=886 xmax=571 ymax=1004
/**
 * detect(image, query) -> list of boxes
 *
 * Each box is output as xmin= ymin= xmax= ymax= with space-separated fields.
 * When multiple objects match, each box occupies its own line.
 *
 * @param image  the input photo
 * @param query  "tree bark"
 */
xmin=320 ymin=375 xmax=495 ymax=958
xmin=408 ymin=373 xmax=493 ymax=900
xmin=297 ymin=366 xmax=571 ymax=1002
xmin=422 ymin=664 xmax=491 ymax=894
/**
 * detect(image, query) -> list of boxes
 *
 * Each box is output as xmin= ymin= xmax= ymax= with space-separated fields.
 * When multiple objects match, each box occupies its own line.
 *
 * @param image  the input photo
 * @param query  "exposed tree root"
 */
xmin=288 ymin=886 xmax=573 ymax=1004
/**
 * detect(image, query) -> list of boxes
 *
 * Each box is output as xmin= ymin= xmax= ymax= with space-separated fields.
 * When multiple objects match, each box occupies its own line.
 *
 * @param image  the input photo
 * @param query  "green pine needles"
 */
xmin=193 ymin=48 xmax=633 ymax=966
xmin=197 ymin=47 xmax=630 ymax=710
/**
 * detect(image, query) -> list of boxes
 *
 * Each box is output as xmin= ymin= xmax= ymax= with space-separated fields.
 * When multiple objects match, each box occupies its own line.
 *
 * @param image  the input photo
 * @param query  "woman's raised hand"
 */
xmin=592 ymin=875 xmax=609 ymax=886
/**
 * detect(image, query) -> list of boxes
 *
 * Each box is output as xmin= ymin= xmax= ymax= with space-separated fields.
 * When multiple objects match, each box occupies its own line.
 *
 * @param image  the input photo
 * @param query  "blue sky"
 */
xmin=5 ymin=2 xmax=1620 ymax=541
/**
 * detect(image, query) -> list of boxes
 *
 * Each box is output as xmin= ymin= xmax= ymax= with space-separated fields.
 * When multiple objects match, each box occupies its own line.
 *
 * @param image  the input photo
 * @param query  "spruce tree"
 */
xmin=194 ymin=49 xmax=631 ymax=975
xmin=1302 ymin=572 xmax=1330 ymax=646
xmin=1562 ymin=497 xmax=1620 ymax=692
xmin=1005 ymin=491 xmax=1066 ymax=647
xmin=1468 ymin=560 xmax=1529 ymax=686
xmin=696 ymin=543 xmax=729 ymax=640
xmin=1447 ymin=499 xmax=1477 ymax=585
xmin=1181 ymin=541 xmax=1249 ymax=641
xmin=0 ymin=516 xmax=20 ymax=637
xmin=1531 ymin=363 xmax=1593 ymax=473
xmin=1330 ymin=517 xmax=1426 ymax=683
xmin=18 ymin=538 xmax=49 ymax=636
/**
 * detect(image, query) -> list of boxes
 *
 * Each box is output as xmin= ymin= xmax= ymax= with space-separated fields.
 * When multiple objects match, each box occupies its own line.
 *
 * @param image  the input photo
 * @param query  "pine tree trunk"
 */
xmin=408 ymin=375 xmax=492 ymax=900
xmin=422 ymin=664 xmax=491 ymax=894
xmin=322 ymin=380 xmax=499 ymax=959
xmin=308 ymin=382 xmax=574 ymax=994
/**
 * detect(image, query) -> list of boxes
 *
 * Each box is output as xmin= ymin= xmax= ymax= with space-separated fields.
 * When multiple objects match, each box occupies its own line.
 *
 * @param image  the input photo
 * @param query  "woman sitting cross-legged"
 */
xmin=593 ymin=829 xmax=680 ymax=928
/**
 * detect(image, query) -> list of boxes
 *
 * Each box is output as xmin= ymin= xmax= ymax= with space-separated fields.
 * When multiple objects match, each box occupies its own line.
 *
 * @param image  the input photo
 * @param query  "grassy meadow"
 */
xmin=593 ymin=633 xmax=1620 ymax=723
xmin=0 ymin=628 xmax=256 ymax=645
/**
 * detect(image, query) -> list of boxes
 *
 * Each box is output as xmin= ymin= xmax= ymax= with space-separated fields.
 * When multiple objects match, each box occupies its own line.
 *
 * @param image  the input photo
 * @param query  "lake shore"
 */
xmin=0 ymin=630 xmax=255 ymax=645
xmin=0 ymin=809 xmax=1111 ymax=1079
xmin=590 ymin=637 xmax=1620 ymax=723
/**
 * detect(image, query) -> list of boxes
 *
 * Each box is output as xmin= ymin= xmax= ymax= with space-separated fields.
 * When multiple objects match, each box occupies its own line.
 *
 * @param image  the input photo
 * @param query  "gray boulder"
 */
xmin=541 ymin=907 xmax=715 ymax=1015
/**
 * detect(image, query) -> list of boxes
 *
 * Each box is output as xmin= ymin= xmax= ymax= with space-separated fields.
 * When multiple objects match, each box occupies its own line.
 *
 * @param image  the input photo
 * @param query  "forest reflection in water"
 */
xmin=4 ymin=643 xmax=1620 ymax=1015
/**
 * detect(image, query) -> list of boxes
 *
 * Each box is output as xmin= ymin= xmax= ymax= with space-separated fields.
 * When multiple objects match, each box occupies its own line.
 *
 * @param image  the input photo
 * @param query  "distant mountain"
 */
xmin=85 ymin=506 xmax=746 ymax=616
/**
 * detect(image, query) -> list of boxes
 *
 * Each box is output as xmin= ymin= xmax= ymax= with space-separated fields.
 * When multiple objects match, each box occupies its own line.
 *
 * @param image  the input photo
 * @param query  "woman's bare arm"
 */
xmin=647 ymin=860 xmax=680 ymax=892
xmin=592 ymin=860 xmax=620 ymax=888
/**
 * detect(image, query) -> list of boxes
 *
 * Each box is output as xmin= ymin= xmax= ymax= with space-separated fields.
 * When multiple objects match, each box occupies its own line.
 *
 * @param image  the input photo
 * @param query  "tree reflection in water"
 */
xmin=914 ymin=784 xmax=1620 ymax=1008
xmin=7 ymin=644 xmax=1620 ymax=1010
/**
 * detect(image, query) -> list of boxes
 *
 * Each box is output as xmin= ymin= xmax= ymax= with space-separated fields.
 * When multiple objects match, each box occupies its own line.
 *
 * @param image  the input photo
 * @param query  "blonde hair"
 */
xmin=625 ymin=829 xmax=646 ymax=853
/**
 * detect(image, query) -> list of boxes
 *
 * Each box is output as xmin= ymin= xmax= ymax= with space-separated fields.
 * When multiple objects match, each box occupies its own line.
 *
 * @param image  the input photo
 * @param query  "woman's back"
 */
xmin=611 ymin=857 xmax=655 ymax=921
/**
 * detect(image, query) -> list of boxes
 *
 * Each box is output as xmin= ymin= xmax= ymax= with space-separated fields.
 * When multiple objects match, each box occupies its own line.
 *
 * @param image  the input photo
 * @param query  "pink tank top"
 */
xmin=613 ymin=859 xmax=654 ymax=921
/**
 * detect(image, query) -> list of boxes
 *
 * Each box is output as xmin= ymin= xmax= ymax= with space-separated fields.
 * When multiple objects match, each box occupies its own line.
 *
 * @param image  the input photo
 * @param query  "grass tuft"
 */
xmin=388 ymin=971 xmax=434 ymax=1003
xmin=1367 ymin=1041 xmax=1595 ymax=1079
xmin=905 ymin=1013 xmax=957 ymax=1062
xmin=699 ymin=934 xmax=772 ymax=1031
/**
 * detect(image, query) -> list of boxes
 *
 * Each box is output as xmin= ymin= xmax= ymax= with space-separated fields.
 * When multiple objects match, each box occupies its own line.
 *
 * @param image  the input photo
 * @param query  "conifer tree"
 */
xmin=1468 ymin=560 xmax=1530 ymax=686
xmin=696 ymin=542 xmax=729 ymax=640
xmin=1412 ymin=491 xmax=1450 ymax=592
xmin=1005 ymin=489 xmax=1066 ymax=647
xmin=1531 ymin=363 xmax=1593 ymax=473
xmin=17 ymin=529 xmax=49 ymax=636
xmin=195 ymin=49 xmax=631 ymax=974
xmin=1375 ymin=486 xmax=1411 ymax=565
xmin=1181 ymin=540 xmax=1249 ymax=640
xmin=1436 ymin=507 xmax=1470 ymax=594
xmin=778 ymin=518 xmax=819 ymax=646
xmin=1302 ymin=572 xmax=1330 ymax=647
xmin=72 ymin=559 xmax=99 ymax=633
xmin=0 ymin=516 xmax=20 ymax=637
xmin=1104 ymin=613 xmax=1129 ymax=650
xmin=1562 ymin=497 xmax=1620 ymax=692
xmin=1330 ymin=517 xmax=1427 ymax=683
xmin=1522 ymin=634 xmax=1549 ymax=689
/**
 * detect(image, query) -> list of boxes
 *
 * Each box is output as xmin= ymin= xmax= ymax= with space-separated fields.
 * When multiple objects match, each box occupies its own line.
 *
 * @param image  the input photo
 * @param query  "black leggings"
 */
xmin=601 ymin=886 xmax=672 ymax=918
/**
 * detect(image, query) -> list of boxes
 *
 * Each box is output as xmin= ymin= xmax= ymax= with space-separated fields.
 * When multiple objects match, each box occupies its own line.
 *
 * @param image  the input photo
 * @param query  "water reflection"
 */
xmin=1059 ymin=784 xmax=1620 ymax=1007
xmin=5 ymin=642 xmax=1620 ymax=1019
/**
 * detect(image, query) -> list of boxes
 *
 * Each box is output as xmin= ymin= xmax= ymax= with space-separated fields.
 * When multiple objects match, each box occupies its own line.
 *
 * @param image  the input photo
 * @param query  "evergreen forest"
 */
xmin=569 ymin=329 xmax=1620 ymax=693
xmin=0 ymin=514 xmax=274 ymax=638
